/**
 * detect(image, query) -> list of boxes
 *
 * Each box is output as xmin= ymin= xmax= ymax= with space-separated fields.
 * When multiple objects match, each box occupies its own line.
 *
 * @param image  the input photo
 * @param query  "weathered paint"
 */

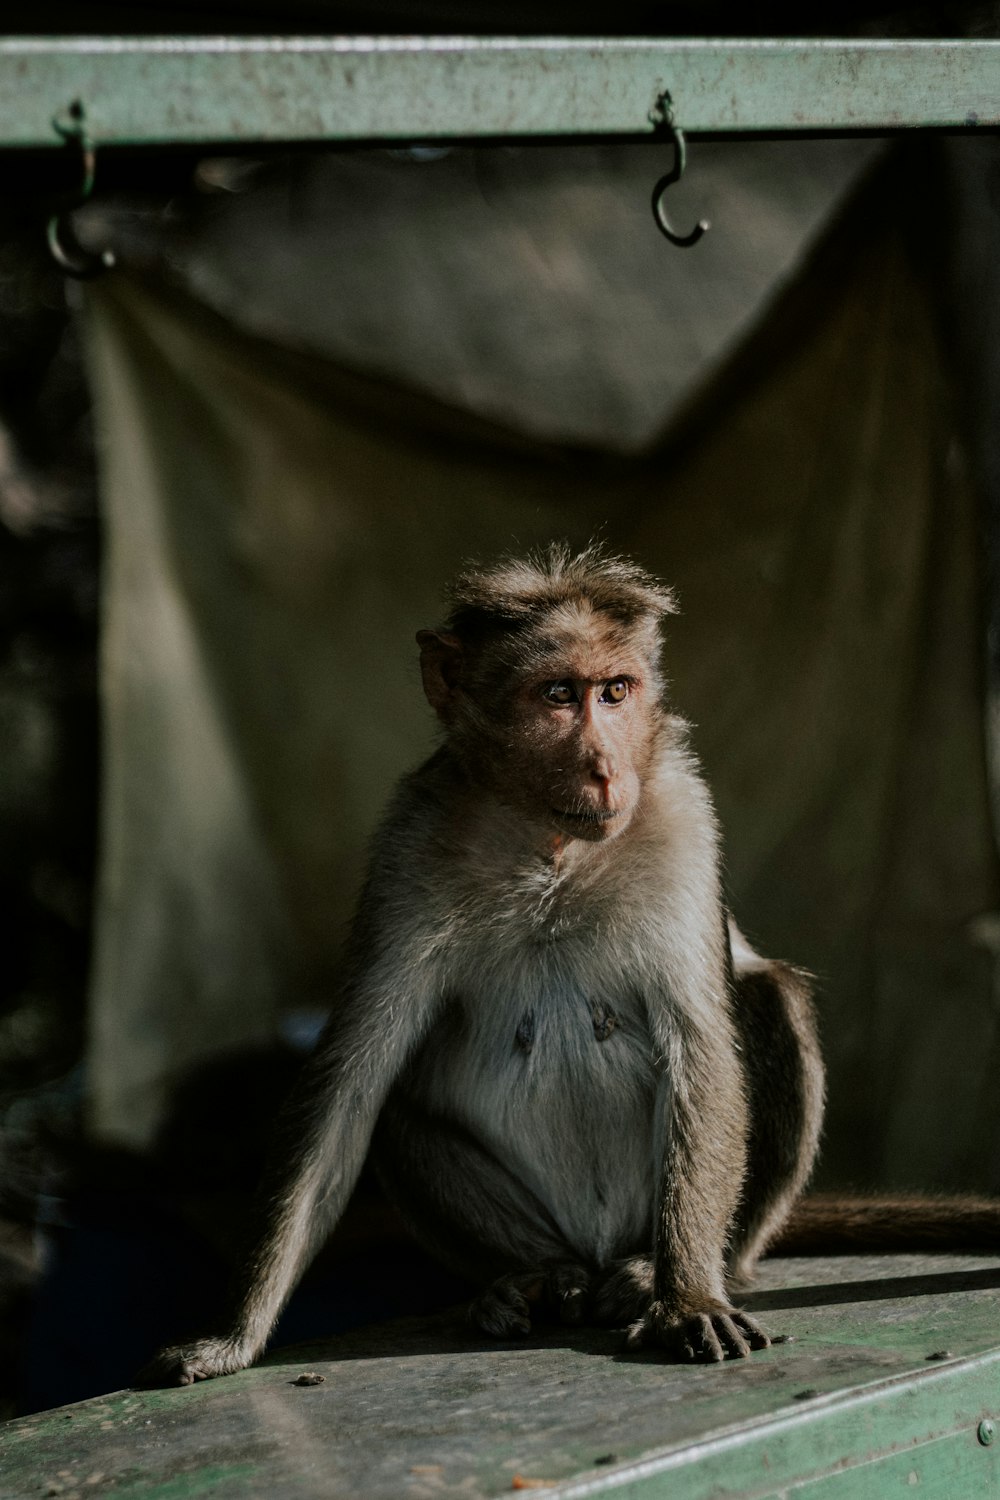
xmin=0 ymin=37 xmax=997 ymax=148
xmin=1 ymin=1254 xmax=999 ymax=1497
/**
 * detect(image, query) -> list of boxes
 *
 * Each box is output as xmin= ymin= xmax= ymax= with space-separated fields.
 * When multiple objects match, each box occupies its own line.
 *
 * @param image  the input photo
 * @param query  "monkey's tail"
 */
xmin=770 ymin=1193 xmax=1000 ymax=1256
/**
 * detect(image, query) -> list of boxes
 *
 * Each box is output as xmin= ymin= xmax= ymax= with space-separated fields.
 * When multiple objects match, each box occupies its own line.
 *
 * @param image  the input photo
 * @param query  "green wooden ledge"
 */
xmin=3 ymin=1253 xmax=1000 ymax=1497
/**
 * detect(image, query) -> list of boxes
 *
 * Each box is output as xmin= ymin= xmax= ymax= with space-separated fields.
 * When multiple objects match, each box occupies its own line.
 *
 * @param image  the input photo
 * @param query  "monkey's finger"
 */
xmin=686 ymin=1314 xmax=726 ymax=1362
xmin=624 ymin=1316 xmax=649 ymax=1350
xmin=555 ymin=1286 xmax=588 ymax=1325
xmin=624 ymin=1310 xmax=724 ymax=1362
xmin=545 ymin=1263 xmax=592 ymax=1325
xmin=644 ymin=1311 xmax=725 ymax=1361
xmin=138 ymin=1346 xmax=222 ymax=1387
xmin=713 ymin=1314 xmax=752 ymax=1359
xmin=733 ymin=1311 xmax=770 ymax=1351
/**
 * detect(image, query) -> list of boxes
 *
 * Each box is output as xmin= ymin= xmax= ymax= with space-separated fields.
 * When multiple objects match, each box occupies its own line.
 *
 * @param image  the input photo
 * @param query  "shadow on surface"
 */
xmin=742 ymin=1264 xmax=1000 ymax=1312
xmin=260 ymin=1308 xmax=622 ymax=1369
xmin=256 ymin=1261 xmax=1000 ymax=1373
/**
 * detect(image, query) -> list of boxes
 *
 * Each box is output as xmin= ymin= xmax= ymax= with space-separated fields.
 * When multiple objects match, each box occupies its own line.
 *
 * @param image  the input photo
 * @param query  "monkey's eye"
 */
xmin=543 ymin=681 xmax=578 ymax=706
xmin=601 ymin=679 xmax=629 ymax=704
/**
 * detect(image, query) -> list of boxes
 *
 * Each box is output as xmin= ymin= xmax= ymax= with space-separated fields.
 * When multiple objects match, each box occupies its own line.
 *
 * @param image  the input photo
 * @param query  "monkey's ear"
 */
xmin=416 ymin=630 xmax=464 ymax=714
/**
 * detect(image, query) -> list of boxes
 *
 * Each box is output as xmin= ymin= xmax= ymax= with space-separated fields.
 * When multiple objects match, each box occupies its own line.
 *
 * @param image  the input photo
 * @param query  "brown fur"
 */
xmin=774 ymin=1195 xmax=1000 ymax=1255
xmin=143 ymin=544 xmax=831 ymax=1384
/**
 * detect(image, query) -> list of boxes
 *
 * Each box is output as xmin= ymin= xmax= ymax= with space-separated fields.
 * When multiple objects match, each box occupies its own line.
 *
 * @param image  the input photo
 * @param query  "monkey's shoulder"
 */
xmin=645 ymin=725 xmax=718 ymax=825
xmin=381 ymin=746 xmax=458 ymax=829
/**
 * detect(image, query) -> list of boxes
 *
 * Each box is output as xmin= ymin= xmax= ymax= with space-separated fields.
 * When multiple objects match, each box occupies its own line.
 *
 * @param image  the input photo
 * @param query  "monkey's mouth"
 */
xmin=552 ymin=807 xmax=621 ymax=826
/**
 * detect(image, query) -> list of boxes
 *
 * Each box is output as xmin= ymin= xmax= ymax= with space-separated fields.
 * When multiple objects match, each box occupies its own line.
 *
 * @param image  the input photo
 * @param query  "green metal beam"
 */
xmin=0 ymin=36 xmax=997 ymax=149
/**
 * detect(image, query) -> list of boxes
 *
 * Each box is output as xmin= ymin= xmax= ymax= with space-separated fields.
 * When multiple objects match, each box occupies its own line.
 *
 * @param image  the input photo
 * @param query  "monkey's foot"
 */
xmin=138 ymin=1336 xmax=249 ymax=1387
xmin=469 ymin=1263 xmax=592 ymax=1339
xmin=625 ymin=1301 xmax=770 ymax=1362
xmin=593 ymin=1255 xmax=654 ymax=1325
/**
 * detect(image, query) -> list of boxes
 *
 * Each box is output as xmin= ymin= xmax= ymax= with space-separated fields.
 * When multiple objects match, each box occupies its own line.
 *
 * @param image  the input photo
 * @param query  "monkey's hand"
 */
xmin=138 ymin=1336 xmax=249 ymax=1387
xmin=625 ymin=1300 xmax=770 ymax=1362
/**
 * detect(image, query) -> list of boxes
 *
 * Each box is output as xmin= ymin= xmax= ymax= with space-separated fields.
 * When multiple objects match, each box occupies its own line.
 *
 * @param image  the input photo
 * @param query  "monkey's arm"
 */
xmin=627 ymin=871 xmax=769 ymax=1362
xmin=629 ymin=1010 xmax=769 ymax=1361
xmin=143 ymin=886 xmax=441 ymax=1386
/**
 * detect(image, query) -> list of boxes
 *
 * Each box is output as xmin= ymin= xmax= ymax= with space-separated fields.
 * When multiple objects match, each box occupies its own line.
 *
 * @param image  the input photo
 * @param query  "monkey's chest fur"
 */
xmin=395 ymin=877 xmax=662 ymax=1269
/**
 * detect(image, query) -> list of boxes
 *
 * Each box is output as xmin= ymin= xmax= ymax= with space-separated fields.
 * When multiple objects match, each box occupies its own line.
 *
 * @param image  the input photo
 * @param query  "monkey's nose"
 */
xmin=590 ymin=768 xmax=614 ymax=803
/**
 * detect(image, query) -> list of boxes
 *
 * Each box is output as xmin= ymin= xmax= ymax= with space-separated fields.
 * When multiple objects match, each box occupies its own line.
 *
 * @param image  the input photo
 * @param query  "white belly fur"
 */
xmin=403 ymin=934 xmax=660 ymax=1267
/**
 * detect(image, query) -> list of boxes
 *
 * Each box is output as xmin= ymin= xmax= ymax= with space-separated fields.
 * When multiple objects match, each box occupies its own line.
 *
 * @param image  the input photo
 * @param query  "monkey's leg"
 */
xmin=373 ymin=1099 xmax=590 ymax=1337
xmin=726 ymin=955 xmax=825 ymax=1288
xmin=468 ymin=1263 xmax=594 ymax=1338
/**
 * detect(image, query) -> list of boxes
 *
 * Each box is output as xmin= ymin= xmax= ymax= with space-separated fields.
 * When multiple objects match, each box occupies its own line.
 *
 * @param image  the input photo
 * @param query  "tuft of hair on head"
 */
xmin=442 ymin=542 xmax=678 ymax=643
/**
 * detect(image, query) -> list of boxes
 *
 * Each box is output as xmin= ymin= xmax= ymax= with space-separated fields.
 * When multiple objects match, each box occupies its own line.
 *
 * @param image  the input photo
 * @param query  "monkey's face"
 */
xmin=490 ymin=608 xmax=662 ymax=843
xmin=419 ymin=599 xmax=665 ymax=843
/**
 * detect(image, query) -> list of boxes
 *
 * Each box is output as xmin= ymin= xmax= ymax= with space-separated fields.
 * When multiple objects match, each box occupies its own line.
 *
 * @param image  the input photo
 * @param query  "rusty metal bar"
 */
xmin=0 ymin=36 xmax=997 ymax=149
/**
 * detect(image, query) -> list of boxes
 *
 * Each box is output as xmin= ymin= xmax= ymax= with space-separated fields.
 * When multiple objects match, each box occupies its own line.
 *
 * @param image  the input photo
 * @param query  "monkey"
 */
xmin=143 ymin=543 xmax=821 ymax=1383
xmin=143 ymin=543 xmax=995 ymax=1389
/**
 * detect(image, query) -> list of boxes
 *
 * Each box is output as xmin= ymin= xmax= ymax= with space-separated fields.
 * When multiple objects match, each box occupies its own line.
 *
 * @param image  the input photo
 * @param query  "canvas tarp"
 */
xmin=83 ymin=164 xmax=1000 ymax=1193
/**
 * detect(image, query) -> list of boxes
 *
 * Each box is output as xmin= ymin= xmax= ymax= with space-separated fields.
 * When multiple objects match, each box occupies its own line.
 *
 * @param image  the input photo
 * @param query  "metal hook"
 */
xmin=649 ymin=96 xmax=709 ymax=249
xmin=47 ymin=101 xmax=115 ymax=280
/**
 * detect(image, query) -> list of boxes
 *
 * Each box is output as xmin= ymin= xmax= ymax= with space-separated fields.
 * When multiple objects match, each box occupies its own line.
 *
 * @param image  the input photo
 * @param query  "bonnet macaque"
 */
xmin=147 ymin=544 xmax=991 ymax=1387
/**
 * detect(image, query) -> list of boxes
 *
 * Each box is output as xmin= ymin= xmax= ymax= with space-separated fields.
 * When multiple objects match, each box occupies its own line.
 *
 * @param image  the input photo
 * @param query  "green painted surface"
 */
xmin=0 ymin=37 xmax=998 ymax=148
xmin=110 ymin=1465 xmax=260 ymax=1499
xmin=2 ymin=1255 xmax=1000 ymax=1497
xmin=556 ymin=1347 xmax=1000 ymax=1497
xmin=775 ymin=1435 xmax=998 ymax=1499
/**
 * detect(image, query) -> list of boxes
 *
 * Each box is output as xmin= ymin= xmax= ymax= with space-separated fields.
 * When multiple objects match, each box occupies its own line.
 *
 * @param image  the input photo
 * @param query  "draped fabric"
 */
xmin=84 ymin=157 xmax=1000 ymax=1193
